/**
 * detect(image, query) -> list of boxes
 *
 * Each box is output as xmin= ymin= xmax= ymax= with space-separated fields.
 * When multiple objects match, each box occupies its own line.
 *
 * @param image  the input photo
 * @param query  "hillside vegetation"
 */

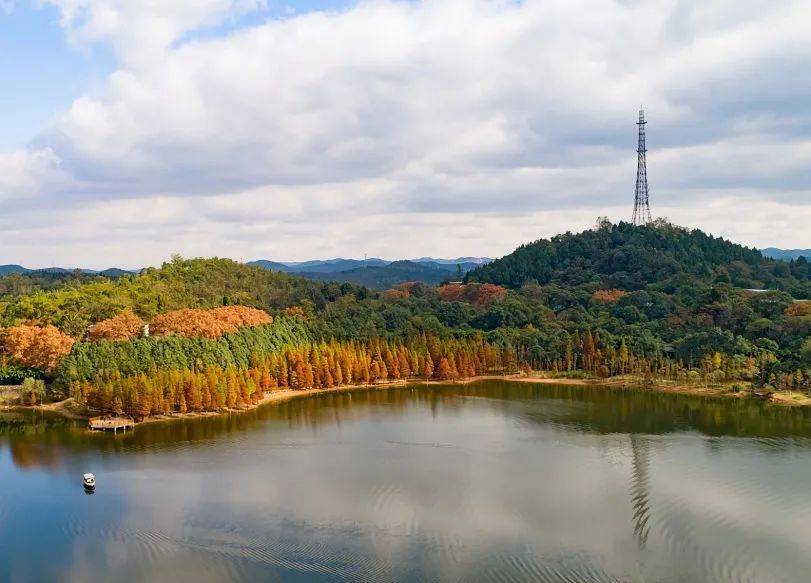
xmin=0 ymin=222 xmax=809 ymax=413
xmin=468 ymin=219 xmax=809 ymax=297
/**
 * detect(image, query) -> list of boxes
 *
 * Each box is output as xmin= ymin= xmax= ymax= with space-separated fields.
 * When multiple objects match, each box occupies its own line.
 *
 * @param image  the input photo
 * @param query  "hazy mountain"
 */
xmin=0 ymin=265 xmax=135 ymax=277
xmin=296 ymin=260 xmax=461 ymax=288
xmin=248 ymin=257 xmax=490 ymax=272
xmin=248 ymin=257 xmax=485 ymax=287
xmin=0 ymin=265 xmax=28 ymax=275
xmin=246 ymin=260 xmax=296 ymax=272
xmin=761 ymin=248 xmax=810 ymax=261
xmin=247 ymin=258 xmax=390 ymax=273
xmin=411 ymin=257 xmax=492 ymax=265
xmin=281 ymin=258 xmax=388 ymax=273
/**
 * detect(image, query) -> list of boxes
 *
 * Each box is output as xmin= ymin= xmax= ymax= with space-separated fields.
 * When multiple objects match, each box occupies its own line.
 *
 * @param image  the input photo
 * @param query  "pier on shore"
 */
xmin=88 ymin=417 xmax=135 ymax=432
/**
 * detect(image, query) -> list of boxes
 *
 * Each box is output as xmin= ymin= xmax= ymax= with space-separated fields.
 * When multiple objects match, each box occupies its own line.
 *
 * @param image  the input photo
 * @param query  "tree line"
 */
xmin=70 ymin=335 xmax=514 ymax=418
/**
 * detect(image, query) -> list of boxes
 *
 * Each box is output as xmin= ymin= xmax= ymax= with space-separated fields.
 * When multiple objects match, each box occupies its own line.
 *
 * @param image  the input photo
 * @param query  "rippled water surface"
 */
xmin=3 ymin=380 xmax=811 ymax=582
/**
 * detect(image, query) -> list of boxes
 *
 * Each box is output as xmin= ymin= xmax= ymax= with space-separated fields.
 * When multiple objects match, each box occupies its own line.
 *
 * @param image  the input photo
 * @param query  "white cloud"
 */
xmin=2 ymin=185 xmax=808 ymax=270
xmin=2 ymin=0 xmax=810 ymax=266
xmin=43 ymin=0 xmax=267 ymax=65
xmin=0 ymin=148 xmax=68 ymax=202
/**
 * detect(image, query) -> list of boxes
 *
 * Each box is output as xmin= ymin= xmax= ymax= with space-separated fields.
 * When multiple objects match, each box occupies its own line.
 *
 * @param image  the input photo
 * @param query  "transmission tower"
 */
xmin=632 ymin=108 xmax=652 ymax=225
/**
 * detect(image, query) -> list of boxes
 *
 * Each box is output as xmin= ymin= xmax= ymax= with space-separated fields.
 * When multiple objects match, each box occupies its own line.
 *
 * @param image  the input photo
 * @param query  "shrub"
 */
xmin=784 ymin=302 xmax=811 ymax=318
xmin=591 ymin=289 xmax=629 ymax=303
xmin=20 ymin=377 xmax=46 ymax=405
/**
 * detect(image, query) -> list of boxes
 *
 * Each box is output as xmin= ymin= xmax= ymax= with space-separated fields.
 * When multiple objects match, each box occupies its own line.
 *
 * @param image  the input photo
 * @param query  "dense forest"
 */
xmin=468 ymin=219 xmax=810 ymax=296
xmin=1 ymin=222 xmax=809 ymax=416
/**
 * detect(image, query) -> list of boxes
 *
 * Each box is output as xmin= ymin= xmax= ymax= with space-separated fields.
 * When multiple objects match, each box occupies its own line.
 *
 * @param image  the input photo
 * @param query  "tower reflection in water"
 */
xmin=629 ymin=435 xmax=651 ymax=549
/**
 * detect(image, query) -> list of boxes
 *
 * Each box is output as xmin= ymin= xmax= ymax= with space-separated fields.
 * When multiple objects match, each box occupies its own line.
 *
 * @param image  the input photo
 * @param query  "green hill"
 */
xmin=467 ymin=220 xmax=810 ymax=298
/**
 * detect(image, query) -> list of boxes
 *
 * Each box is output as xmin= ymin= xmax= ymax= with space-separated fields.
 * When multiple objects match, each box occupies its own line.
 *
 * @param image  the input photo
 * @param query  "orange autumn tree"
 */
xmin=474 ymin=283 xmax=507 ymax=308
xmin=591 ymin=289 xmax=629 ymax=303
xmin=2 ymin=324 xmax=75 ymax=372
xmin=382 ymin=288 xmax=409 ymax=300
xmin=89 ymin=311 xmax=145 ymax=342
xmin=784 ymin=302 xmax=811 ymax=318
xmin=437 ymin=283 xmax=465 ymax=302
xmin=438 ymin=283 xmax=506 ymax=308
xmin=150 ymin=306 xmax=272 ymax=339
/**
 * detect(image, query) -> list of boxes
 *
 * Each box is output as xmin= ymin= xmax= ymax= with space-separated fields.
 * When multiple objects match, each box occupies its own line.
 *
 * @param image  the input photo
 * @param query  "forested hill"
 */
xmin=467 ymin=220 xmax=810 ymax=298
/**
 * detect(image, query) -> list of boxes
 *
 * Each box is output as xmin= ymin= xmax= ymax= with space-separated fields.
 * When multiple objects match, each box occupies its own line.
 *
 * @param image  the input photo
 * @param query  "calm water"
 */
xmin=3 ymin=380 xmax=811 ymax=582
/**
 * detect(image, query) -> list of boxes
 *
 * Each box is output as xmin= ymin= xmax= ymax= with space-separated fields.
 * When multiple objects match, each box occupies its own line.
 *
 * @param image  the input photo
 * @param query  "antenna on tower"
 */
xmin=632 ymin=108 xmax=652 ymax=225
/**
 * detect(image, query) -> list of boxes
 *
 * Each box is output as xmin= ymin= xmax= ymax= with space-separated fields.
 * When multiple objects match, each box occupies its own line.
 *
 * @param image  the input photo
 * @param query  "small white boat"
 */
xmin=83 ymin=473 xmax=96 ymax=489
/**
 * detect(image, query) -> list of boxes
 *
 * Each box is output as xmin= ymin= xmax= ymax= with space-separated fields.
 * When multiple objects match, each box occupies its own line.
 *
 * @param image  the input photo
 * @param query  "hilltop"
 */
xmin=467 ymin=219 xmax=809 ymax=298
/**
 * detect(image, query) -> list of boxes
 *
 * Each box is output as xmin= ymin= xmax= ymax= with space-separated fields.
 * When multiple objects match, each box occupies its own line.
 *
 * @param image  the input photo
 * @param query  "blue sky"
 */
xmin=0 ymin=4 xmax=111 ymax=149
xmin=0 ymin=0 xmax=809 ymax=268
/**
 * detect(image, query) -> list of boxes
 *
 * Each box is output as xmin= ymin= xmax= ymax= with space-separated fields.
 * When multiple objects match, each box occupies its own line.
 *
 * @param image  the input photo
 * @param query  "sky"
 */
xmin=0 ymin=0 xmax=809 ymax=269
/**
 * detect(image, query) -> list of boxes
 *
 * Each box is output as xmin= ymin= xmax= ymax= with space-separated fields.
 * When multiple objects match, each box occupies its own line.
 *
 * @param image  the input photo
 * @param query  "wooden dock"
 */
xmin=88 ymin=416 xmax=135 ymax=432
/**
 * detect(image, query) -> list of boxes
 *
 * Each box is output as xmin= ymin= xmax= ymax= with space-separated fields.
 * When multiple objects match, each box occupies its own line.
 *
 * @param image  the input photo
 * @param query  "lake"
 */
xmin=3 ymin=380 xmax=811 ymax=582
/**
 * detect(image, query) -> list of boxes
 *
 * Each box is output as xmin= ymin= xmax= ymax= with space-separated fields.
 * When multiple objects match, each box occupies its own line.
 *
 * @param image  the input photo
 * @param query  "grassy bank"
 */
xmin=0 ymin=386 xmax=21 ymax=407
xmin=513 ymin=372 xmax=811 ymax=406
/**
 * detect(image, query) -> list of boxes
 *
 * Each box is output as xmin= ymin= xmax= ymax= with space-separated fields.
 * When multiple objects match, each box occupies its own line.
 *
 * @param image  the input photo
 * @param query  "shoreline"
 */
xmin=13 ymin=373 xmax=811 ymax=427
xmin=514 ymin=373 xmax=811 ymax=406
xmin=58 ymin=375 xmax=518 ymax=426
xmin=26 ymin=375 xmax=519 ymax=425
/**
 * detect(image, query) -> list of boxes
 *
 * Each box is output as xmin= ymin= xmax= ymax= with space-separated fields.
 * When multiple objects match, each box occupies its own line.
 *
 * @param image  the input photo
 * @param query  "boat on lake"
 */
xmin=83 ymin=473 xmax=95 ymax=489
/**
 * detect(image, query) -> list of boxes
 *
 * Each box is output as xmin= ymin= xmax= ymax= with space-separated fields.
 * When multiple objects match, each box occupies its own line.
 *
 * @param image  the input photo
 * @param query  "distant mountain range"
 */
xmin=247 ymin=257 xmax=492 ymax=288
xmin=0 ymin=265 xmax=136 ymax=277
xmin=248 ymin=258 xmax=388 ymax=273
xmin=248 ymin=257 xmax=490 ymax=273
xmin=760 ymin=248 xmax=810 ymax=261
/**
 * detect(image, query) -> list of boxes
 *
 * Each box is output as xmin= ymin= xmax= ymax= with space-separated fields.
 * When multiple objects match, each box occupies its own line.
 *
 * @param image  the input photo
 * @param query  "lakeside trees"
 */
xmin=69 ymin=335 xmax=511 ymax=417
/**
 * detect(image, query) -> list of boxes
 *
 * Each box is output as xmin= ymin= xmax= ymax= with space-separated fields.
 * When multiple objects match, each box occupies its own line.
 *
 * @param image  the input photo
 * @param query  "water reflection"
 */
xmin=629 ymin=435 xmax=651 ymax=549
xmin=1 ymin=380 xmax=811 ymax=582
xmin=3 ymin=381 xmax=811 ymax=471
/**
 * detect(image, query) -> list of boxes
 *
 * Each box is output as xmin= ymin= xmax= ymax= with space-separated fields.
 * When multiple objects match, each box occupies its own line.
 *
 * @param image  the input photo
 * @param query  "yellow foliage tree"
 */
xmin=2 ymin=324 xmax=75 ymax=372
xmin=89 ymin=311 xmax=145 ymax=342
xmin=150 ymin=306 xmax=272 ymax=339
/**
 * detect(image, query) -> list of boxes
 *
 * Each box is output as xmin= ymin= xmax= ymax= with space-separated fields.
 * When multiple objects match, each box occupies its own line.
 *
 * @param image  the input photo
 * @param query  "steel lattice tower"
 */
xmin=632 ymin=108 xmax=652 ymax=225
